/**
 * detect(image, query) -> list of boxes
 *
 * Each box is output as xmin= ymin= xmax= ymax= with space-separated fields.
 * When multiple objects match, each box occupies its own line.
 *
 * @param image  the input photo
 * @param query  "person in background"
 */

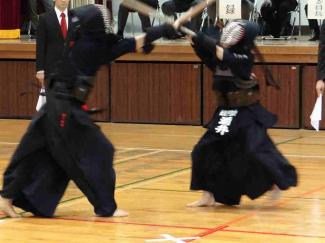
xmin=316 ymin=22 xmax=325 ymax=95
xmin=36 ymin=0 xmax=71 ymax=88
xmin=304 ymin=4 xmax=320 ymax=41
xmin=260 ymin=0 xmax=298 ymax=38
xmin=161 ymin=0 xmax=203 ymax=32
xmin=28 ymin=0 xmax=54 ymax=36
xmin=117 ymin=0 xmax=158 ymax=37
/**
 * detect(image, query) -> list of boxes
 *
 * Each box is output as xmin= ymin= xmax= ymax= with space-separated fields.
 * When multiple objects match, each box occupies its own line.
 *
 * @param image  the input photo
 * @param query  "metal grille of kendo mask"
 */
xmin=93 ymin=4 xmax=113 ymax=34
xmin=220 ymin=21 xmax=245 ymax=48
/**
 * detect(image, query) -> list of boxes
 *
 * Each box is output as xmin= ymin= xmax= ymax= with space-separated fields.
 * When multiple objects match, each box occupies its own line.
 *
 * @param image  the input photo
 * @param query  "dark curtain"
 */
xmin=0 ymin=0 xmax=21 ymax=29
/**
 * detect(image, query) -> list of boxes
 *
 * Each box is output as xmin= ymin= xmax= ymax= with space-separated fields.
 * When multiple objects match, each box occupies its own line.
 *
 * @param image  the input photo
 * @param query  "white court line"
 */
xmin=2 ymin=142 xmax=325 ymax=159
xmin=103 ymin=130 xmax=202 ymax=138
xmin=285 ymin=154 xmax=325 ymax=158
xmin=115 ymin=148 xmax=137 ymax=155
xmin=119 ymin=147 xmax=325 ymax=159
xmin=115 ymin=150 xmax=163 ymax=163
xmin=118 ymin=147 xmax=192 ymax=153
xmin=0 ymin=142 xmax=19 ymax=145
xmin=146 ymin=234 xmax=200 ymax=242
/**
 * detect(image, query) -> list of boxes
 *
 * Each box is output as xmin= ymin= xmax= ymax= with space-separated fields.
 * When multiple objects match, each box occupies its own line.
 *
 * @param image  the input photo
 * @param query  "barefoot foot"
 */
xmin=0 ymin=196 xmax=20 ymax=218
xmin=269 ymin=185 xmax=281 ymax=201
xmin=187 ymin=191 xmax=216 ymax=207
xmin=112 ymin=209 xmax=129 ymax=217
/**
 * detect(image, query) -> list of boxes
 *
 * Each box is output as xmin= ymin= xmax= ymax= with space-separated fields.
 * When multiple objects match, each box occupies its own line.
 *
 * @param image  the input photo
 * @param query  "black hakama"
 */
xmin=1 ymin=89 xmax=117 ymax=217
xmin=190 ymin=102 xmax=298 ymax=205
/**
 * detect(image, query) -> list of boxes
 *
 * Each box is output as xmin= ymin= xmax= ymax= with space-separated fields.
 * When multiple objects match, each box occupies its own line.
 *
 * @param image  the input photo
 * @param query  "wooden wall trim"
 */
xmin=0 ymin=41 xmax=35 ymax=59
xmin=0 ymin=40 xmax=318 ymax=63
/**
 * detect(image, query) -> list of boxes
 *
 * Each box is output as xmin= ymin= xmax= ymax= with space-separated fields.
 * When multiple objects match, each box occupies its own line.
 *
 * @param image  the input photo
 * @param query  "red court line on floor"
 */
xmin=222 ymin=229 xmax=325 ymax=239
xmin=187 ymin=185 xmax=325 ymax=242
xmin=53 ymin=216 xmax=210 ymax=231
xmin=8 ymin=185 xmax=324 ymax=240
xmin=275 ymin=185 xmax=325 ymax=207
xmin=51 ymin=214 xmax=325 ymax=240
xmin=2 ymin=187 xmax=324 ymax=241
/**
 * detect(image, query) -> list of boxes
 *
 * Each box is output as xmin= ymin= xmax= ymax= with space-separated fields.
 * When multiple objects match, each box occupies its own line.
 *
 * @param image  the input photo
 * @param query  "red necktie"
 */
xmin=60 ymin=12 xmax=67 ymax=39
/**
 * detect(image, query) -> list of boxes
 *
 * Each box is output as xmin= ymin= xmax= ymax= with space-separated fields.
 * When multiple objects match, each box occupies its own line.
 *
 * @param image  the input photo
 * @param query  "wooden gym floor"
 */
xmin=0 ymin=119 xmax=324 ymax=242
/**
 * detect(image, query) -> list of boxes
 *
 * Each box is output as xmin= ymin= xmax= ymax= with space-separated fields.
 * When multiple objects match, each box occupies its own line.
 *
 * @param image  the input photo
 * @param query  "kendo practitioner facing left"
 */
xmin=0 ymin=4 xmax=177 ymax=218
xmin=184 ymin=20 xmax=297 ymax=207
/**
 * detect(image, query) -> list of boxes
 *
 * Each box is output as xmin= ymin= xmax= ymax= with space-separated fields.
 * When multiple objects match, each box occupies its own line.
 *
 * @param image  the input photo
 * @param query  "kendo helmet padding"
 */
xmin=70 ymin=4 xmax=113 ymax=35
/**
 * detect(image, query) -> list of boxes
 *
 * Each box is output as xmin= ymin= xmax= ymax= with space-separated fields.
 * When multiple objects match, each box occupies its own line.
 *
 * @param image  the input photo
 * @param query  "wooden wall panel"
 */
xmin=255 ymin=65 xmax=300 ymax=128
xmin=203 ymin=64 xmax=300 ymax=128
xmin=111 ymin=62 xmax=201 ymax=124
xmin=0 ymin=61 xmax=38 ymax=118
xmin=87 ymin=65 xmax=110 ymax=121
xmin=301 ymin=65 xmax=325 ymax=129
xmin=202 ymin=68 xmax=216 ymax=124
xmin=0 ymin=61 xmax=110 ymax=121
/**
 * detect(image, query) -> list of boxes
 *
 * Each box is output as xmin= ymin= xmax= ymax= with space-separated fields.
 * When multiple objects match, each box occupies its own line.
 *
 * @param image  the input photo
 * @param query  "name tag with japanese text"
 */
xmin=219 ymin=0 xmax=242 ymax=19
xmin=308 ymin=0 xmax=325 ymax=19
xmin=215 ymin=109 xmax=238 ymax=135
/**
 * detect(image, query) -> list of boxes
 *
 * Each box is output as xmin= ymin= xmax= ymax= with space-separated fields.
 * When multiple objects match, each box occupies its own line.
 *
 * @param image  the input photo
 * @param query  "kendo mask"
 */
xmin=220 ymin=20 xmax=260 ymax=49
xmin=70 ymin=4 xmax=114 ymax=36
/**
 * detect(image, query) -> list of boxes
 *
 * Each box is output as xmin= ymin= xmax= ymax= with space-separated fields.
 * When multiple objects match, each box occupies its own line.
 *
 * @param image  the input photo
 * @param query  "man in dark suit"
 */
xmin=316 ymin=21 xmax=325 ymax=95
xmin=304 ymin=4 xmax=320 ymax=41
xmin=36 ymin=0 xmax=71 ymax=88
xmin=117 ymin=0 xmax=158 ymax=37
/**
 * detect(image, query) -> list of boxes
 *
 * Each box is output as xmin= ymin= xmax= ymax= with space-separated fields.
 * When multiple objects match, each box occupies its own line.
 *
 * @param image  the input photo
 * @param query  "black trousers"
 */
xmin=305 ymin=4 xmax=320 ymax=37
xmin=1 ymin=90 xmax=118 ymax=217
xmin=118 ymin=0 xmax=158 ymax=36
xmin=260 ymin=0 xmax=297 ymax=37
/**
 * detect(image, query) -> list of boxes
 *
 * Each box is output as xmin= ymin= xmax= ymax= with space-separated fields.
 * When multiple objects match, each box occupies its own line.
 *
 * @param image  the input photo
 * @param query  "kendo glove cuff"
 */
xmin=143 ymin=23 xmax=177 ymax=54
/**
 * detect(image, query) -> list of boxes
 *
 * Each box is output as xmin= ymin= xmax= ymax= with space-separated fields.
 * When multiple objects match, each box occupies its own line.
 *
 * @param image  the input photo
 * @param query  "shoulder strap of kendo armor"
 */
xmin=252 ymin=43 xmax=280 ymax=90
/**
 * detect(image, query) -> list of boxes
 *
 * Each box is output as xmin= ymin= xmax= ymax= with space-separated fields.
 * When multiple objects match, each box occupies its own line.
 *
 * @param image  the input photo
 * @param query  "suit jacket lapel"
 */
xmin=49 ymin=9 xmax=64 ymax=40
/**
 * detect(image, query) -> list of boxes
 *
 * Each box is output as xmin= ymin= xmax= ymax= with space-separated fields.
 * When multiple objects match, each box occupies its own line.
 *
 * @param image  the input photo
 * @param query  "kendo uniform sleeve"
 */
xmin=108 ymin=38 xmax=137 ymax=60
xmin=221 ymin=48 xmax=254 ymax=80
xmin=191 ymin=32 xmax=218 ymax=72
xmin=317 ymin=22 xmax=325 ymax=81
xmin=142 ymin=23 xmax=178 ymax=53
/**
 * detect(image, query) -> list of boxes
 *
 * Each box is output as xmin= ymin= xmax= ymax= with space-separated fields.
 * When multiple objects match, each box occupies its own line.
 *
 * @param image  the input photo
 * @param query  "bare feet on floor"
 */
xmin=0 ymin=196 xmax=20 ymax=218
xmin=187 ymin=191 xmax=216 ymax=207
xmin=112 ymin=208 xmax=129 ymax=217
xmin=269 ymin=185 xmax=281 ymax=202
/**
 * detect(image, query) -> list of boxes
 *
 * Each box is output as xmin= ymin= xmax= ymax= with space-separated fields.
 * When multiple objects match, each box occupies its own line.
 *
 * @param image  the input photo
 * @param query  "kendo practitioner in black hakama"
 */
xmin=0 ymin=4 xmax=177 ymax=218
xmin=184 ymin=20 xmax=298 ymax=207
